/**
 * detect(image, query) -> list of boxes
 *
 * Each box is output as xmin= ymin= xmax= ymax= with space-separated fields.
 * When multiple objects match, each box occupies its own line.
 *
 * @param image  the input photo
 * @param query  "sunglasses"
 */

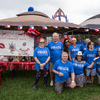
xmin=39 ymin=42 xmax=45 ymax=44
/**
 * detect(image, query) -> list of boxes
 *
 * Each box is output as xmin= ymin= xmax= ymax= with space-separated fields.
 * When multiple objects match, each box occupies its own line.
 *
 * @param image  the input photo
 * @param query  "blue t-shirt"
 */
xmin=83 ymin=49 xmax=97 ymax=69
xmin=69 ymin=45 xmax=80 ymax=59
xmin=95 ymin=44 xmax=100 ymax=50
xmin=71 ymin=59 xmax=89 ymax=75
xmin=53 ymin=59 xmax=74 ymax=82
xmin=96 ymin=58 xmax=100 ymax=75
xmin=81 ymin=44 xmax=95 ymax=53
xmin=47 ymin=41 xmax=64 ymax=63
xmin=34 ymin=46 xmax=50 ymax=70
xmin=81 ymin=44 xmax=87 ymax=53
xmin=76 ymin=40 xmax=85 ymax=47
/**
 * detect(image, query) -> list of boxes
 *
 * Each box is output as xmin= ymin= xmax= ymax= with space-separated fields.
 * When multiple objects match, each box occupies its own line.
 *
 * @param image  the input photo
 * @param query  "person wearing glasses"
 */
xmin=63 ymin=39 xmax=70 ymax=53
xmin=83 ymin=41 xmax=98 ymax=86
xmin=33 ymin=38 xmax=50 ymax=90
xmin=76 ymin=34 xmax=85 ymax=47
xmin=47 ymin=32 xmax=64 ymax=86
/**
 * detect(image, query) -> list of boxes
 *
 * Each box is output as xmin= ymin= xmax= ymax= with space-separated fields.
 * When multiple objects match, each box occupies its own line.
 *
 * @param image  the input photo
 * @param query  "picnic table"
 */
xmin=0 ymin=61 xmax=35 ymax=86
xmin=9 ymin=61 xmax=35 ymax=70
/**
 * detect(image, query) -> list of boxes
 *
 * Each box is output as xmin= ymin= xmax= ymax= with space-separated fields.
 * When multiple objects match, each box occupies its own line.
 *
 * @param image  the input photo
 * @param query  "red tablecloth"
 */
xmin=0 ymin=68 xmax=3 ymax=87
xmin=10 ymin=61 xmax=35 ymax=70
xmin=0 ymin=61 xmax=8 ymax=70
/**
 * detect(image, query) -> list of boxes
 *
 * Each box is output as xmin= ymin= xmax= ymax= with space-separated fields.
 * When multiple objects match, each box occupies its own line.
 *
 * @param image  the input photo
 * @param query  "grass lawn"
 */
xmin=0 ymin=70 xmax=100 ymax=100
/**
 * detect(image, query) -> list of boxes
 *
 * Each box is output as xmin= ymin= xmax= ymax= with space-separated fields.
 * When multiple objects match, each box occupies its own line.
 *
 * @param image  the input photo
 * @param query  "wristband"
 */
xmin=93 ymin=61 xmax=95 ymax=62
xmin=72 ymin=81 xmax=75 ymax=83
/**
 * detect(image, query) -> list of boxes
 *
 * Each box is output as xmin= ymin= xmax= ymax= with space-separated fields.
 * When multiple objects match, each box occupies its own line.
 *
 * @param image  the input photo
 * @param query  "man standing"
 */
xmin=47 ymin=32 xmax=64 ymax=86
xmin=76 ymin=34 xmax=85 ymax=47
xmin=52 ymin=52 xmax=76 ymax=93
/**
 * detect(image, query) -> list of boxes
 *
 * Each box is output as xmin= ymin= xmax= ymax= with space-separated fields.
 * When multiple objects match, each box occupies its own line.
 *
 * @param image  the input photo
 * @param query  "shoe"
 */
xmin=84 ymin=83 xmax=86 ymax=86
xmin=50 ymin=81 xmax=53 ymax=86
xmin=43 ymin=84 xmax=48 ymax=88
xmin=33 ymin=85 xmax=38 ymax=90
xmin=91 ymin=83 xmax=94 ymax=87
xmin=87 ymin=80 xmax=91 ymax=83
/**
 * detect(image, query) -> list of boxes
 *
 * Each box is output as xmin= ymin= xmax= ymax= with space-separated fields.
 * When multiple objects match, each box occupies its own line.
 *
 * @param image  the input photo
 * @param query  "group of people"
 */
xmin=33 ymin=32 xmax=100 ymax=93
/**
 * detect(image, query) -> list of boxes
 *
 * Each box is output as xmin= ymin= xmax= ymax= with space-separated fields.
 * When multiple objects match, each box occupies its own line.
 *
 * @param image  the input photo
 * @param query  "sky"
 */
xmin=0 ymin=0 xmax=100 ymax=25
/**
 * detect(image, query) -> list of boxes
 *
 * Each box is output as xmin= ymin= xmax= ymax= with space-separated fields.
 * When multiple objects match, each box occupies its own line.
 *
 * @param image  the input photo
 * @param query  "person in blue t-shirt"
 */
xmin=83 ymin=41 xmax=98 ymax=86
xmin=81 ymin=38 xmax=91 ymax=52
xmin=71 ymin=51 xmax=99 ymax=88
xmin=33 ymin=38 xmax=50 ymax=90
xmin=52 ymin=52 xmax=76 ymax=93
xmin=47 ymin=32 xmax=64 ymax=86
xmin=69 ymin=38 xmax=80 ymax=60
xmin=76 ymin=34 xmax=85 ymax=47
xmin=95 ymin=38 xmax=100 ymax=50
xmin=96 ymin=48 xmax=100 ymax=84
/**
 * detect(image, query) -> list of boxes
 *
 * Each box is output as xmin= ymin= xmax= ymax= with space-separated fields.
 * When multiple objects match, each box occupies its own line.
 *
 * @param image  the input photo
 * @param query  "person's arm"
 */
xmin=52 ymin=69 xmax=63 ymax=76
xmin=61 ymin=50 xmax=64 ymax=53
xmin=87 ymin=57 xmax=99 ymax=68
xmin=40 ymin=56 xmax=50 ymax=68
xmin=71 ymin=73 xmax=75 ymax=82
xmin=34 ymin=57 xmax=41 ymax=65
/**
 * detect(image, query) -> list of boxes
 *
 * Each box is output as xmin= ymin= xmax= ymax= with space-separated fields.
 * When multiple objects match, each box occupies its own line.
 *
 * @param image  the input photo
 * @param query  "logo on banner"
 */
xmin=9 ymin=42 xmax=16 ymax=54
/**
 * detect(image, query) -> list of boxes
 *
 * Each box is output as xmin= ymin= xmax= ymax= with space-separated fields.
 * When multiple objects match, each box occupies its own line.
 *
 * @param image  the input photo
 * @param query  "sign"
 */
xmin=0 ymin=32 xmax=34 ymax=56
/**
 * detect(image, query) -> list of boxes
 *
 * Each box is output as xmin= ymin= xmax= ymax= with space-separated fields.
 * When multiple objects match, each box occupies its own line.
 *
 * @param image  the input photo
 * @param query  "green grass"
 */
xmin=0 ymin=70 xmax=100 ymax=100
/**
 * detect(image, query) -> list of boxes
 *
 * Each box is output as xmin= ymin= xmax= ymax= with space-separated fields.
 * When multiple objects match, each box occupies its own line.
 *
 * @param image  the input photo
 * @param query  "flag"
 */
xmin=94 ymin=29 xmax=99 ymax=32
xmin=53 ymin=26 xmax=58 ymax=28
xmin=64 ymin=26 xmax=69 ymax=29
xmin=84 ymin=29 xmax=89 ymax=32
xmin=75 ymin=27 xmax=79 ymax=29
xmin=42 ymin=26 xmax=47 ymax=29
xmin=29 ymin=25 xmax=34 ymax=30
xmin=5 ymin=25 xmax=10 ymax=28
xmin=18 ymin=25 xmax=22 ymax=30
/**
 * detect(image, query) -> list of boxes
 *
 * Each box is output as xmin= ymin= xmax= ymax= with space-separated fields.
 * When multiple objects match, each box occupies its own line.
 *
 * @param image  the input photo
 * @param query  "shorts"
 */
xmin=75 ymin=73 xmax=85 ymax=86
xmin=86 ymin=68 xmax=96 ymax=76
xmin=49 ymin=62 xmax=54 ymax=72
xmin=97 ymin=73 xmax=100 ymax=84
xmin=55 ymin=77 xmax=71 ymax=93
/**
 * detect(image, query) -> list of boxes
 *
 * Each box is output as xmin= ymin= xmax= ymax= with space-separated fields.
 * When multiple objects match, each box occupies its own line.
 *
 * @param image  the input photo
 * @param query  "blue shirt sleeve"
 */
xmin=47 ymin=43 xmax=50 ymax=49
xmin=52 ymin=61 xmax=58 ymax=70
xmin=69 ymin=46 xmax=71 ymax=52
xmin=69 ymin=62 xmax=74 ymax=73
xmin=34 ymin=48 xmax=37 ymax=57
xmin=47 ymin=48 xmax=50 ymax=56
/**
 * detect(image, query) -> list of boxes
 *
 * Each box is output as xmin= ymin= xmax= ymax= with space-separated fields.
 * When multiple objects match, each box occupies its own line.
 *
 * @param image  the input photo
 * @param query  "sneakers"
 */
xmin=86 ymin=80 xmax=91 ymax=83
xmin=91 ymin=83 xmax=94 ymax=87
xmin=50 ymin=81 xmax=53 ymax=86
xmin=33 ymin=85 xmax=38 ymax=90
xmin=43 ymin=84 xmax=48 ymax=88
